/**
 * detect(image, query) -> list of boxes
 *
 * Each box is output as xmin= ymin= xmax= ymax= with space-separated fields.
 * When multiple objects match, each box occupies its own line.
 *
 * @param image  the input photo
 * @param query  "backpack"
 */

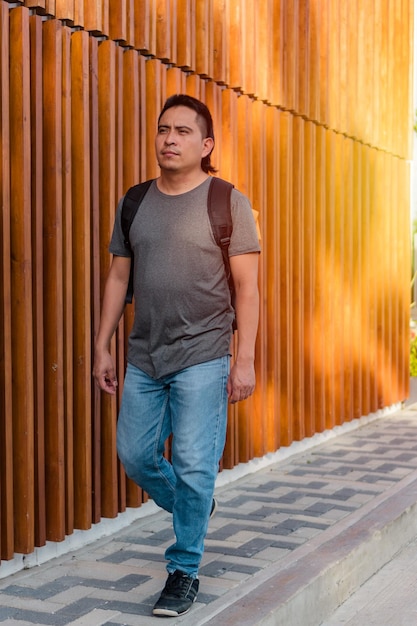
xmin=121 ymin=176 xmax=237 ymax=329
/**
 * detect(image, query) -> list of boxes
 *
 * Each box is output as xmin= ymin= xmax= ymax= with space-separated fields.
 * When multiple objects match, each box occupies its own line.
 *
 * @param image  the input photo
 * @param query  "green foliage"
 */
xmin=411 ymin=335 xmax=417 ymax=377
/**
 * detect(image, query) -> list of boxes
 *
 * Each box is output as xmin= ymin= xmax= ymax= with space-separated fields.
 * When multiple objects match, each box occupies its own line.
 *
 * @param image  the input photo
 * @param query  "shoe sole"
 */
xmin=210 ymin=497 xmax=218 ymax=519
xmin=153 ymin=595 xmax=197 ymax=617
xmin=153 ymin=606 xmax=192 ymax=617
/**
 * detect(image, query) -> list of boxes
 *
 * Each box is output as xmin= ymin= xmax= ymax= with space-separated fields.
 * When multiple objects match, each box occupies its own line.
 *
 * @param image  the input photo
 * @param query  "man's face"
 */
xmin=155 ymin=105 xmax=214 ymax=174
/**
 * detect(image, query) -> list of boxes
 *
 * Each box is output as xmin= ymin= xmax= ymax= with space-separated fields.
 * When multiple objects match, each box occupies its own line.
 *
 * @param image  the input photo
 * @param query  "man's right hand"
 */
xmin=93 ymin=349 xmax=118 ymax=395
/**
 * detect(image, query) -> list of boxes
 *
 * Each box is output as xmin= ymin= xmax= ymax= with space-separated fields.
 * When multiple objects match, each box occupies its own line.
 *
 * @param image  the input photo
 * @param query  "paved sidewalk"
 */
xmin=1 ymin=403 xmax=417 ymax=625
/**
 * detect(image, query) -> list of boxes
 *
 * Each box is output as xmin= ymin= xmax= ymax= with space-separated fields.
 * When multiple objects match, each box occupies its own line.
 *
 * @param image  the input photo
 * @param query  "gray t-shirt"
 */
xmin=109 ymin=177 xmax=261 ymax=378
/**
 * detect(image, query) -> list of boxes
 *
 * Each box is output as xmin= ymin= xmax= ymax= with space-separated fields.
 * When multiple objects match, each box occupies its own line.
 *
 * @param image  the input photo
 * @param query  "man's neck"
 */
xmin=156 ymin=170 xmax=209 ymax=195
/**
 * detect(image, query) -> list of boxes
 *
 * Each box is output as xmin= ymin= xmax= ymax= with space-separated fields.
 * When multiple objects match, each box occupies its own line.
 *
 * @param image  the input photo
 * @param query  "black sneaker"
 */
xmin=152 ymin=570 xmax=199 ymax=617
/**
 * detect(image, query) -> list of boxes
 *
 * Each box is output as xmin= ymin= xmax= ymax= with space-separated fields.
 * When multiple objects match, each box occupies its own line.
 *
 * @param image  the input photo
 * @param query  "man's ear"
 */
xmin=202 ymin=136 xmax=215 ymax=157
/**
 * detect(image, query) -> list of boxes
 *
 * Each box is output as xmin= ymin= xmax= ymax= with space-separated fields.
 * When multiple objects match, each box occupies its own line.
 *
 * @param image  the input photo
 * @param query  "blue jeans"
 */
xmin=116 ymin=356 xmax=230 ymax=577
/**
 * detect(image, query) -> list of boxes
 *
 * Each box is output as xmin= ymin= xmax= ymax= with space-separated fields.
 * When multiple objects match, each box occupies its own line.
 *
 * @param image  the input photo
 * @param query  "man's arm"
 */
xmin=227 ymin=252 xmax=259 ymax=404
xmin=93 ymin=255 xmax=131 ymax=394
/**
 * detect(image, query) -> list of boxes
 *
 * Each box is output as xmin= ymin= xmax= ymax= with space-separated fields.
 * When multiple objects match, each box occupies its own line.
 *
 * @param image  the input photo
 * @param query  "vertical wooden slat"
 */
xmin=55 ymin=0 xmax=74 ymax=22
xmin=42 ymin=17 xmax=66 ymax=542
xmin=0 ymin=0 xmax=13 ymax=561
xmin=297 ymin=0 xmax=309 ymax=117
xmin=61 ymin=24 xmax=74 ymax=536
xmin=195 ymin=0 xmax=210 ymax=77
xmin=282 ymin=0 xmax=297 ymax=112
xmin=10 ymin=6 xmax=35 ymax=554
xmin=155 ymin=0 xmax=170 ymax=60
xmin=71 ymin=30 xmax=92 ymax=529
xmin=30 ymin=12 xmax=46 ymax=549
xmin=97 ymin=38 xmax=120 ymax=512
xmin=176 ymin=0 xmax=194 ymax=69
xmin=303 ymin=119 xmax=316 ymax=437
xmin=145 ymin=58 xmax=163 ymax=180
xmin=89 ymin=34 xmax=104 ymax=520
xmin=213 ymin=0 xmax=229 ymax=84
xmin=265 ymin=104 xmax=281 ymax=450
xmin=307 ymin=0 xmax=319 ymax=121
xmin=109 ymin=0 xmax=127 ymax=43
xmin=314 ymin=124 xmax=327 ymax=434
xmin=278 ymin=111 xmax=293 ymax=445
xmin=251 ymin=99 xmax=267 ymax=456
xmin=134 ymin=0 xmax=156 ymax=55
xmin=291 ymin=116 xmax=305 ymax=439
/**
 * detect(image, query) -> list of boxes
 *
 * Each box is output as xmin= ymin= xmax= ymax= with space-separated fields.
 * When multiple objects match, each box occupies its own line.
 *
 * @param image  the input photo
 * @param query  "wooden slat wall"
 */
xmin=0 ymin=0 xmax=413 ymax=563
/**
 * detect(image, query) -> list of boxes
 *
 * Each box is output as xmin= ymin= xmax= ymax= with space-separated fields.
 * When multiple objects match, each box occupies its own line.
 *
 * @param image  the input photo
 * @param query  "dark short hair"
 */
xmin=158 ymin=94 xmax=217 ymax=173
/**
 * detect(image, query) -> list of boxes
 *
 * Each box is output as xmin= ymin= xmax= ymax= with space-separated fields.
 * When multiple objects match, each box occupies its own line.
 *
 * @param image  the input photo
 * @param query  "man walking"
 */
xmin=93 ymin=94 xmax=260 ymax=617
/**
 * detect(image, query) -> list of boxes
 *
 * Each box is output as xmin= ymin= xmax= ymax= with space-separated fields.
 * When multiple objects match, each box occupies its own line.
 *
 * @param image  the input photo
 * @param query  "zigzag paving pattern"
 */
xmin=1 ymin=410 xmax=417 ymax=625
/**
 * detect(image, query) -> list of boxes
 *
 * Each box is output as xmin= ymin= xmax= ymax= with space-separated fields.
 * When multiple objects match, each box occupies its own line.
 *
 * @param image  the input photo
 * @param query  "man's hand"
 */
xmin=227 ymin=360 xmax=255 ymax=404
xmin=93 ymin=349 xmax=118 ymax=395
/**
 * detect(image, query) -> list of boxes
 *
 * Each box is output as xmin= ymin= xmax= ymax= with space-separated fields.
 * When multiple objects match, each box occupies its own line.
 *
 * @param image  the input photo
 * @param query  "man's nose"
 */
xmin=164 ymin=130 xmax=176 ymax=143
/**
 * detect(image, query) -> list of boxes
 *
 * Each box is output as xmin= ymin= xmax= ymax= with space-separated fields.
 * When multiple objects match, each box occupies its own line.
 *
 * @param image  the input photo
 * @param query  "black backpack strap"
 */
xmin=121 ymin=179 xmax=154 ymax=303
xmin=207 ymin=177 xmax=236 ymax=330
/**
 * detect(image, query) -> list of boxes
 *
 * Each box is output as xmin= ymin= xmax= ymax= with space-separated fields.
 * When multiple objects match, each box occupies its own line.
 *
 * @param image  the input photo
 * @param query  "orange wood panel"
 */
xmin=350 ymin=140 xmax=363 ymax=420
xmin=219 ymin=88 xmax=238 ymax=183
xmin=323 ymin=130 xmax=337 ymax=428
xmin=228 ymin=0 xmax=242 ymax=91
xmin=251 ymin=99 xmax=267 ymax=456
xmin=71 ymin=30 xmax=93 ymax=529
xmin=270 ymin=0 xmax=283 ymax=107
xmin=358 ymin=144 xmax=370 ymax=417
xmin=24 ymin=1 xmax=47 ymax=10
xmin=278 ymin=111 xmax=294 ymax=445
xmin=155 ymin=0 xmax=170 ymax=61
xmin=97 ymin=39 xmax=121 ymax=511
xmin=9 ymin=6 xmax=35 ymax=554
xmin=144 ymin=58 xmax=163 ymax=180
xmin=42 ymin=17 xmax=66 ymax=542
xmin=313 ymin=124 xmax=327 ymax=433
xmin=89 ymin=35 xmax=106 ymax=519
xmin=84 ymin=0 xmax=106 ymax=35
xmin=291 ymin=116 xmax=305 ymax=438
xmin=302 ymin=120 xmax=316 ymax=437
xmin=318 ymin=0 xmax=329 ymax=126
xmin=134 ymin=0 xmax=156 ymax=55
xmin=341 ymin=136 xmax=354 ymax=423
xmin=338 ymin=1 xmax=348 ymax=133
xmin=29 ymin=12 xmax=46 ymax=549
xmin=204 ymin=81 xmax=222 ymax=172
xmin=327 ymin=0 xmax=340 ymax=131
xmin=297 ymin=0 xmax=309 ymax=117
xmin=109 ymin=0 xmax=127 ymax=43
xmin=254 ymin=0 xmax=271 ymax=103
xmin=176 ymin=0 xmax=195 ymax=70
xmin=212 ymin=0 xmax=228 ymax=85
xmin=241 ymin=0 xmax=256 ymax=97
xmin=264 ymin=105 xmax=281 ymax=450
xmin=195 ymin=0 xmax=210 ymax=77
xmin=307 ymin=0 xmax=319 ymax=121
xmin=0 ymin=0 xmax=14 ymax=561
xmin=282 ymin=0 xmax=297 ymax=112
xmin=55 ymin=0 xmax=74 ymax=22
xmin=166 ymin=65 xmax=186 ymax=97
xmin=113 ymin=43 xmax=128 ymax=515
xmin=61 ymin=25 xmax=75 ymax=536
